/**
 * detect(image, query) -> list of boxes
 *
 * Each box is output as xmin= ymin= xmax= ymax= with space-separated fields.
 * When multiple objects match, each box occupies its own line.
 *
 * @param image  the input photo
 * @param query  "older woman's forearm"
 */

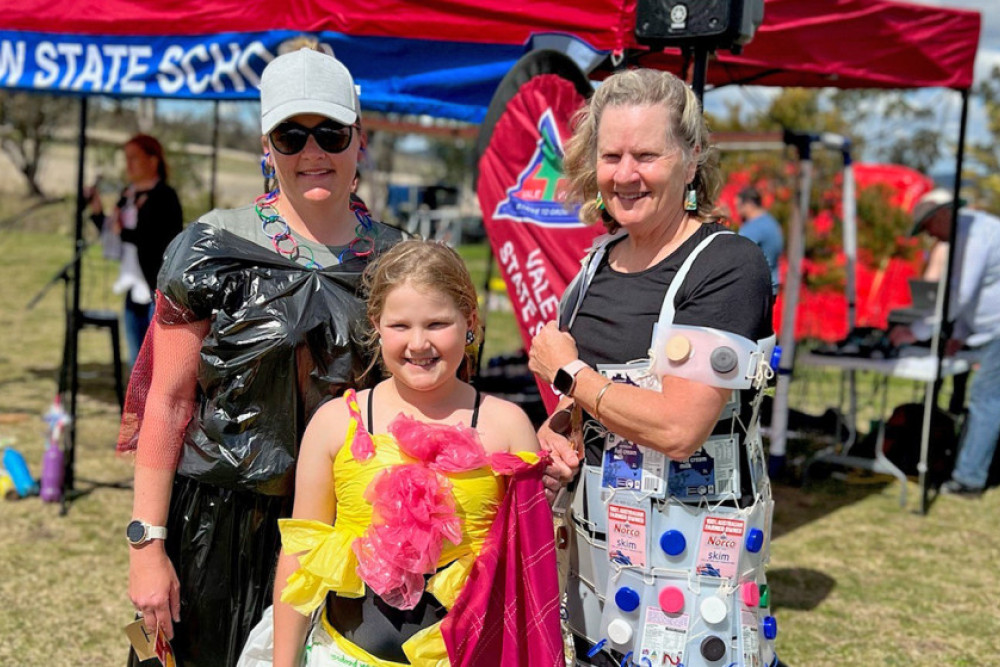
xmin=570 ymin=367 xmax=728 ymax=460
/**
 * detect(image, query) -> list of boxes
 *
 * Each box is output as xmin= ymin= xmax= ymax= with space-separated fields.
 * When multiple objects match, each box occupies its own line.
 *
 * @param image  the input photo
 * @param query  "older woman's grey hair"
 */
xmin=563 ymin=68 xmax=721 ymax=231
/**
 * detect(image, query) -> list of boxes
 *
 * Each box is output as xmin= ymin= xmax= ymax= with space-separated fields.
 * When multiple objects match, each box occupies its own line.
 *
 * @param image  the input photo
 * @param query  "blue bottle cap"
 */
xmin=745 ymin=528 xmax=764 ymax=553
xmin=615 ymin=586 xmax=641 ymax=613
xmin=769 ymin=346 xmax=782 ymax=371
xmin=762 ymin=615 xmax=778 ymax=640
xmin=659 ymin=529 xmax=686 ymax=556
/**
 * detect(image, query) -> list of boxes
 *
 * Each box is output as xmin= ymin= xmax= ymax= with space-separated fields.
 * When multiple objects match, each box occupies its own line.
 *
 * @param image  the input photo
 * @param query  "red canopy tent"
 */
xmin=1 ymin=0 xmax=981 ymax=515
xmin=2 ymin=0 xmax=981 ymax=108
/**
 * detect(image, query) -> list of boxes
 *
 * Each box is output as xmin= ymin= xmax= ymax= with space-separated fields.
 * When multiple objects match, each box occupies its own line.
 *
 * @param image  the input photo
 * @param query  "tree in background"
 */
xmin=970 ymin=65 xmax=1000 ymax=212
xmin=0 ymin=91 xmax=74 ymax=199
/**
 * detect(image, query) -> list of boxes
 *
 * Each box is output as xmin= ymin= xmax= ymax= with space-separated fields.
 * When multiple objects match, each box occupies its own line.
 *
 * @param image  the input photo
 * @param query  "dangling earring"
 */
xmin=466 ymin=330 xmax=475 ymax=345
xmin=260 ymin=153 xmax=275 ymax=179
xmin=684 ymin=184 xmax=698 ymax=212
xmin=595 ymin=191 xmax=606 ymax=211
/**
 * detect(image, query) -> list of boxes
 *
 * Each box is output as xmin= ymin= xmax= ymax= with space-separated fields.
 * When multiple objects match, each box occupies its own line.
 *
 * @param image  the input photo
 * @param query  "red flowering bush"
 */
xmin=718 ymin=161 xmax=933 ymax=341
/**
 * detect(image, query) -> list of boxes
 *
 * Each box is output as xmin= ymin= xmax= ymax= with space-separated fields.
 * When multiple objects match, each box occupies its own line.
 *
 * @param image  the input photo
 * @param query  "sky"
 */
xmin=702 ymin=0 xmax=1000 ymax=173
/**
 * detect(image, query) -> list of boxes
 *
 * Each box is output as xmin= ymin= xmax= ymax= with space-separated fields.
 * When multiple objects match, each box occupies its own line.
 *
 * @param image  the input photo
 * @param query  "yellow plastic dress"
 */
xmin=279 ymin=407 xmax=536 ymax=667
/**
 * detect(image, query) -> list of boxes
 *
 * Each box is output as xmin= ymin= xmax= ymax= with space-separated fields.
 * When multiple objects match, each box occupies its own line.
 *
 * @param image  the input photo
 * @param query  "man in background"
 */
xmin=889 ymin=189 xmax=1000 ymax=497
xmin=737 ymin=186 xmax=784 ymax=296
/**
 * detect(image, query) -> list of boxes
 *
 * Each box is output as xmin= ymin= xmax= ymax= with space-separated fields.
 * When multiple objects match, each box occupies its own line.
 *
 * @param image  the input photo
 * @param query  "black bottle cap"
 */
xmin=700 ymin=635 xmax=727 ymax=661
xmin=710 ymin=346 xmax=738 ymax=374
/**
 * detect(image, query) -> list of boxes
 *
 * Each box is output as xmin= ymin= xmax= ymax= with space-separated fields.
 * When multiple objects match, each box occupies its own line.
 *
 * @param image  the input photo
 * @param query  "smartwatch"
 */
xmin=553 ymin=360 xmax=589 ymax=397
xmin=126 ymin=520 xmax=167 ymax=546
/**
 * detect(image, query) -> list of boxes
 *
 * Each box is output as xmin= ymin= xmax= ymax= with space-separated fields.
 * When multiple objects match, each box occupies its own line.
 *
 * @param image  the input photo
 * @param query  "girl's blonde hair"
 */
xmin=562 ymin=68 xmax=721 ymax=233
xmin=361 ymin=240 xmax=481 ymax=382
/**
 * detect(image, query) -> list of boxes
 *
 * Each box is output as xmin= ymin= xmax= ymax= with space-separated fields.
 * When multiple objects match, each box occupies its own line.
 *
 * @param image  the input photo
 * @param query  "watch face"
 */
xmin=554 ymin=368 xmax=574 ymax=396
xmin=126 ymin=520 xmax=146 ymax=544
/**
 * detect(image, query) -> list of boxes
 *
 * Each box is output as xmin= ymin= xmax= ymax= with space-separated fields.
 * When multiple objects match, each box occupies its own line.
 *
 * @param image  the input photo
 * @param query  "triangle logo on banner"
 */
xmin=493 ymin=109 xmax=581 ymax=227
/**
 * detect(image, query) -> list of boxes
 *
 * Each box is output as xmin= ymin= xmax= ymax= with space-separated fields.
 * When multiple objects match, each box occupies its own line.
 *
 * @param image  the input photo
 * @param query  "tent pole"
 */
xmin=770 ymin=134 xmax=812 ymax=473
xmin=841 ymin=154 xmax=858 ymax=441
xmin=918 ymin=88 xmax=969 ymax=515
xmin=60 ymin=96 xmax=88 ymax=516
xmin=210 ymin=100 xmax=220 ymax=210
xmin=690 ymin=45 xmax=709 ymax=106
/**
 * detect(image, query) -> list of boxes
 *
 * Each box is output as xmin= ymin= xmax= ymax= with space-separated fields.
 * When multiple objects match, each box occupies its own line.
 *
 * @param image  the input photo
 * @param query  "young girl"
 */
xmin=269 ymin=241 xmax=563 ymax=667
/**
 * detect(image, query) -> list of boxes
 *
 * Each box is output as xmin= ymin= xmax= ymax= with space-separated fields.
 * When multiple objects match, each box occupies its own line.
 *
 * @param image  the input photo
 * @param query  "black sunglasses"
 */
xmin=269 ymin=120 xmax=355 ymax=155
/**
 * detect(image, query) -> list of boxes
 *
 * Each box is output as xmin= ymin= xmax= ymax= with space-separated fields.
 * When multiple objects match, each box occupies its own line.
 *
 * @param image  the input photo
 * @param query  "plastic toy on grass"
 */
xmin=2 ymin=443 xmax=38 ymax=498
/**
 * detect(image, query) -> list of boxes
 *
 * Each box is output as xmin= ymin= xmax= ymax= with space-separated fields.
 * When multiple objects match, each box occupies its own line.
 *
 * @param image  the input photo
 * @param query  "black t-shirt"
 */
xmin=570 ymin=223 xmax=773 ymax=368
xmin=564 ymin=223 xmax=774 ymax=467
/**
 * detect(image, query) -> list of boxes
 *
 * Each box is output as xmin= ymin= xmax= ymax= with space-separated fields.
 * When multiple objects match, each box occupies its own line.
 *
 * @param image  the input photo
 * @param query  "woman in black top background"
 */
xmin=89 ymin=133 xmax=183 ymax=366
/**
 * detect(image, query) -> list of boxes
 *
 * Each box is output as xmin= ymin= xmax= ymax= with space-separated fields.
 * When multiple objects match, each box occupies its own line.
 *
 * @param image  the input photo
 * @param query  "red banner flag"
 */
xmin=476 ymin=50 xmax=600 ymax=411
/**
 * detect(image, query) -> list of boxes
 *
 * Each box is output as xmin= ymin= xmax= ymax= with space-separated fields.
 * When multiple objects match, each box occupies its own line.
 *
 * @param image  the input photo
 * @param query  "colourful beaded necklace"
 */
xmin=254 ymin=188 xmax=377 ymax=269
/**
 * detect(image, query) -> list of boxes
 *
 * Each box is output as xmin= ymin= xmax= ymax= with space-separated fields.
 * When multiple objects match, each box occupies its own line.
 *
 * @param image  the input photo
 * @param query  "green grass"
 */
xmin=1 ymin=222 xmax=998 ymax=665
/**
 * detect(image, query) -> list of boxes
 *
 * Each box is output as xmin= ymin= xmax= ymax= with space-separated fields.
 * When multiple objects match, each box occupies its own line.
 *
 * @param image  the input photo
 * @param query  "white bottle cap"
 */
xmin=607 ymin=618 xmax=633 ymax=645
xmin=700 ymin=596 xmax=728 ymax=624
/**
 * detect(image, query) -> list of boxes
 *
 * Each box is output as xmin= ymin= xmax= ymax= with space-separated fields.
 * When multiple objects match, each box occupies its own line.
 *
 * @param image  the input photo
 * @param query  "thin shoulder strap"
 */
xmin=366 ymin=385 xmax=374 ymax=433
xmin=470 ymin=388 xmax=482 ymax=428
xmin=657 ymin=231 xmax=732 ymax=327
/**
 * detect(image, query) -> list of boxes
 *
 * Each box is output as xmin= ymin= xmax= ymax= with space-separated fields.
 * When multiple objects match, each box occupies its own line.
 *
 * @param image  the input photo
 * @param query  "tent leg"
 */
xmin=919 ymin=88 xmax=970 ymax=515
xmin=770 ymin=145 xmax=812 ymax=474
xmin=61 ymin=96 xmax=88 ymax=516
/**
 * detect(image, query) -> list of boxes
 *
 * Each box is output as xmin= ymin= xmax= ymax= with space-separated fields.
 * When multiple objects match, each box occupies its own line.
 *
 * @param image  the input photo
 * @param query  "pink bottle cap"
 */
xmin=742 ymin=581 xmax=760 ymax=607
xmin=659 ymin=586 xmax=685 ymax=614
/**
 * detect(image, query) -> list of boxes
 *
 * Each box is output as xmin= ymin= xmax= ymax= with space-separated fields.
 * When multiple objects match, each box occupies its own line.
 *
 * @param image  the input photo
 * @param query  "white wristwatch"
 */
xmin=553 ymin=359 xmax=590 ymax=397
xmin=126 ymin=519 xmax=167 ymax=546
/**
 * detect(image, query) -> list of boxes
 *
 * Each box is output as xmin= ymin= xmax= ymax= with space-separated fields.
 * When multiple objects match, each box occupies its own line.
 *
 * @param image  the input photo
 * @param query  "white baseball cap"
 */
xmin=260 ymin=48 xmax=359 ymax=135
xmin=910 ymin=188 xmax=965 ymax=236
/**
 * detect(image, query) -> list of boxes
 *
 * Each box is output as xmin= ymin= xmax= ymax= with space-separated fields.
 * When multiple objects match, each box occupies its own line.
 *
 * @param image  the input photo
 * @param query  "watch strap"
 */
xmin=145 ymin=525 xmax=168 ymax=541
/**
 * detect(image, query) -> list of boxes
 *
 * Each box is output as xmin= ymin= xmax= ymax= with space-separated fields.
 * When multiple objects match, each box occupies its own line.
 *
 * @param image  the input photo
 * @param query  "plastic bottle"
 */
xmin=39 ymin=440 xmax=65 ymax=502
xmin=2 ymin=447 xmax=38 ymax=497
xmin=39 ymin=397 xmax=69 ymax=502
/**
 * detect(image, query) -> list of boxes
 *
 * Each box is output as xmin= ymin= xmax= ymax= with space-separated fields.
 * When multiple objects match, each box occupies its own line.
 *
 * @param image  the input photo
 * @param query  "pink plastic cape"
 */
xmin=442 ymin=451 xmax=563 ymax=667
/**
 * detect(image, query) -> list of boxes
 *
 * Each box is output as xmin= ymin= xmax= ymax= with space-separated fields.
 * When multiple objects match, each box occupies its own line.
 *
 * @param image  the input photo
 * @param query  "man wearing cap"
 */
xmin=889 ymin=188 xmax=1000 ymax=497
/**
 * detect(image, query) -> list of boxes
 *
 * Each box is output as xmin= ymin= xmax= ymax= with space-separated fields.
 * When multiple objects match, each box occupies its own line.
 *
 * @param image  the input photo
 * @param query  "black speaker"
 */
xmin=635 ymin=0 xmax=763 ymax=51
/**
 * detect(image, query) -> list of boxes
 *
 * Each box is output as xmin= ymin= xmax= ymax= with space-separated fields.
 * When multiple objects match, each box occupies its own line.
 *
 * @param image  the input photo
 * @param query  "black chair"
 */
xmin=76 ymin=309 xmax=125 ymax=411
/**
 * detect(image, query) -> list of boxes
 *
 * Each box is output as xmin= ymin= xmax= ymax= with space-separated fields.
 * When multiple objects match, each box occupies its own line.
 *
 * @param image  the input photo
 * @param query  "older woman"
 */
xmin=122 ymin=48 xmax=401 ymax=666
xmin=529 ymin=69 xmax=779 ymax=666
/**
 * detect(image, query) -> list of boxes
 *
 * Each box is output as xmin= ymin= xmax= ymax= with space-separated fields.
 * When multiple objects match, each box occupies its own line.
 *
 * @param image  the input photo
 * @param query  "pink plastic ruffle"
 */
xmin=388 ymin=413 xmax=487 ymax=472
xmin=344 ymin=389 xmax=374 ymax=462
xmin=353 ymin=463 xmax=463 ymax=609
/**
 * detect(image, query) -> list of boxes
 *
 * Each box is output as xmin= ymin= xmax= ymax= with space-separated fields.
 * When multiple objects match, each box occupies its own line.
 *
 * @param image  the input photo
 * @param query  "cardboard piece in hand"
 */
xmin=125 ymin=619 xmax=175 ymax=666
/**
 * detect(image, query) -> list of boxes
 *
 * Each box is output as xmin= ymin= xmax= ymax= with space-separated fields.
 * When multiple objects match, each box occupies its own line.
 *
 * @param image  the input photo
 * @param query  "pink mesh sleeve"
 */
xmin=117 ymin=292 xmax=209 ymax=470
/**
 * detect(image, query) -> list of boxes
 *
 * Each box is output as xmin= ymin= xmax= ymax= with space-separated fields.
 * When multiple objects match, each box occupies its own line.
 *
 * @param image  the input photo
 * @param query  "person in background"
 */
xmin=88 ymin=134 xmax=183 ymax=366
xmin=737 ymin=185 xmax=784 ymax=296
xmin=890 ymin=188 xmax=1000 ymax=497
xmin=121 ymin=48 xmax=401 ymax=666
xmin=528 ymin=68 xmax=780 ymax=666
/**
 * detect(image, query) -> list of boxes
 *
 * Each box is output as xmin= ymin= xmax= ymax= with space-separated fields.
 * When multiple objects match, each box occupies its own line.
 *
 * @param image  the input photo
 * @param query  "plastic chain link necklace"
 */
xmin=254 ymin=187 xmax=377 ymax=269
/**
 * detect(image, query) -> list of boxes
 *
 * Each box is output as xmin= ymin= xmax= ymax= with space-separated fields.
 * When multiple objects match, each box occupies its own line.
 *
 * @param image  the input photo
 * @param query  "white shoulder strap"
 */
xmin=657 ymin=231 xmax=733 ymax=327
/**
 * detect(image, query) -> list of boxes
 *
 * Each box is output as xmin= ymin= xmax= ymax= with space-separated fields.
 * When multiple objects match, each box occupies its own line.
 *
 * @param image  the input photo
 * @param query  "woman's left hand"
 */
xmin=528 ymin=321 xmax=579 ymax=385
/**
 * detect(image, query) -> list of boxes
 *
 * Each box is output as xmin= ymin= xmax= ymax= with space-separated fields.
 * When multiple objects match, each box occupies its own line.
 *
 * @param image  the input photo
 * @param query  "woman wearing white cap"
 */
xmin=121 ymin=48 xmax=401 ymax=666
